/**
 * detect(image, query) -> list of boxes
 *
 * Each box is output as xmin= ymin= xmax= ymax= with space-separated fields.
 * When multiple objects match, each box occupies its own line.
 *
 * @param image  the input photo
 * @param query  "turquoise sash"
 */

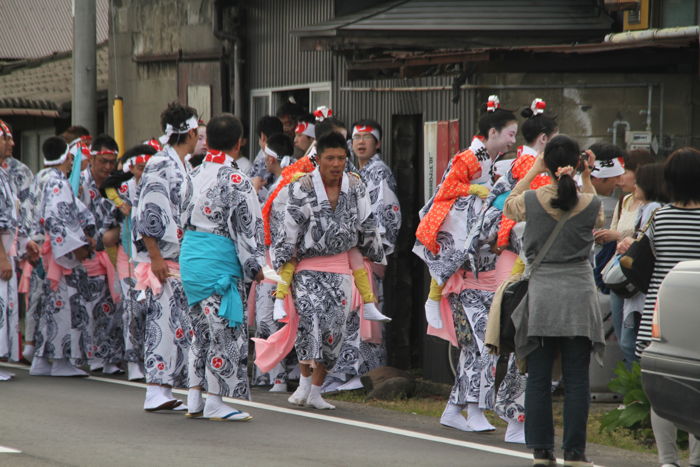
xmin=180 ymin=230 xmax=244 ymax=327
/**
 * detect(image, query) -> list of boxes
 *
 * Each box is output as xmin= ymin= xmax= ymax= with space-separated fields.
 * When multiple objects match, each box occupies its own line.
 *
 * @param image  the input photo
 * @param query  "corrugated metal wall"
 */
xmin=246 ymin=0 xmax=479 ymax=163
xmin=246 ymin=0 xmax=334 ymax=89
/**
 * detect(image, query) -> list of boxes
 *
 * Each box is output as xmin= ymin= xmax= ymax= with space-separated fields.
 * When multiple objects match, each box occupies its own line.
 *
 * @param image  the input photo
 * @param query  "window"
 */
xmin=661 ymin=0 xmax=697 ymax=27
xmin=248 ymin=82 xmax=331 ymax=156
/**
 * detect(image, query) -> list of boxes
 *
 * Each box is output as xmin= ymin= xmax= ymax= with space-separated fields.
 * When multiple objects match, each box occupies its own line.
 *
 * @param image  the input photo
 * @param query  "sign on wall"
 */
xmin=423 ymin=120 xmax=460 ymax=203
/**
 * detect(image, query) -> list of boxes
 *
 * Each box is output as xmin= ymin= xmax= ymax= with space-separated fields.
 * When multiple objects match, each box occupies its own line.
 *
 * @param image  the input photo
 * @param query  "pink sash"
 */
xmin=254 ymin=252 xmax=373 ymax=373
xmin=83 ymin=251 xmax=121 ymax=303
xmin=18 ymin=260 xmax=32 ymax=294
xmin=134 ymin=260 xmax=180 ymax=296
xmin=41 ymin=237 xmax=73 ymax=291
xmin=428 ymin=250 xmax=517 ymax=347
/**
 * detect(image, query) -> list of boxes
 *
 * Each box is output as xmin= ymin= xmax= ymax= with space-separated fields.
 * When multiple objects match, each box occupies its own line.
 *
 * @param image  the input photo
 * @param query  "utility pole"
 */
xmin=72 ymin=0 xmax=97 ymax=135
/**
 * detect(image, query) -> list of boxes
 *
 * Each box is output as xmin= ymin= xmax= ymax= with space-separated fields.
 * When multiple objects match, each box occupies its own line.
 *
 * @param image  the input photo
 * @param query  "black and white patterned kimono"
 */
xmin=34 ymin=168 xmax=95 ymax=364
xmin=182 ymin=153 xmax=265 ymax=399
xmin=272 ymin=169 xmax=384 ymax=369
xmin=24 ymin=168 xmax=54 ymax=346
xmin=0 ymin=167 xmax=20 ymax=362
xmin=113 ymin=177 xmax=146 ymax=368
xmin=78 ymin=168 xmax=123 ymax=365
xmin=2 ymin=157 xmax=34 ymax=235
xmin=324 ymin=155 xmax=400 ymax=390
xmin=413 ymin=138 xmax=523 ymax=416
xmin=132 ymin=147 xmax=192 ymax=388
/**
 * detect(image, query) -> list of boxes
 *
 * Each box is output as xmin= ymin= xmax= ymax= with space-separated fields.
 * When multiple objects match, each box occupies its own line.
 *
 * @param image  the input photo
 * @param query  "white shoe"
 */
xmin=504 ymin=420 xmax=525 ymax=443
xmin=29 ymin=356 xmax=51 ymax=376
xmin=51 ymin=359 xmax=88 ymax=377
xmin=306 ymin=385 xmax=335 ymax=410
xmin=440 ymin=402 xmax=470 ymax=431
xmin=204 ymin=395 xmax=252 ymax=421
xmin=269 ymin=381 xmax=288 ymax=393
xmin=127 ymin=362 xmax=145 ymax=381
xmin=362 ymin=303 xmax=391 ymax=323
xmin=23 ymin=344 xmax=35 ymax=362
xmin=425 ymin=298 xmax=443 ymax=328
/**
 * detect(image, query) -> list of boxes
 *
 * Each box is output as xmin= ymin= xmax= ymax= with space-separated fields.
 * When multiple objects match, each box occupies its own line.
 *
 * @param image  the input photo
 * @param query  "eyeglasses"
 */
xmin=352 ymin=134 xmax=375 ymax=141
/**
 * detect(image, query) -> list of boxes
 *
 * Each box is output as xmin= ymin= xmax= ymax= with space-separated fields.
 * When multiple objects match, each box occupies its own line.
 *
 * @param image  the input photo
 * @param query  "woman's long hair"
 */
xmin=544 ymin=135 xmax=580 ymax=211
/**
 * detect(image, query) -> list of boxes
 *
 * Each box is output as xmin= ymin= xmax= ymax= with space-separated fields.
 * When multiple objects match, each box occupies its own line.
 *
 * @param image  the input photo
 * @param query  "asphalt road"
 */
xmin=0 ymin=363 xmax=655 ymax=467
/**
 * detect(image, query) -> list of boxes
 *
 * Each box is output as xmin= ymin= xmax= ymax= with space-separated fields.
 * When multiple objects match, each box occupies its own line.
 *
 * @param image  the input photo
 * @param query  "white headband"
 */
xmin=352 ymin=125 xmax=380 ymax=142
xmin=295 ymin=121 xmax=316 ymax=138
xmin=44 ymin=145 xmax=70 ymax=166
xmin=593 ymin=157 xmax=625 ymax=178
xmin=264 ymin=145 xmax=292 ymax=167
xmin=162 ymin=116 xmax=198 ymax=143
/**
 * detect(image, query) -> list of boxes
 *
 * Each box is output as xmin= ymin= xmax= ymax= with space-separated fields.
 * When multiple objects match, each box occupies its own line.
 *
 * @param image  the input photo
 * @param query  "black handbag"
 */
xmin=619 ymin=208 xmax=659 ymax=294
xmin=500 ymin=211 xmax=571 ymax=354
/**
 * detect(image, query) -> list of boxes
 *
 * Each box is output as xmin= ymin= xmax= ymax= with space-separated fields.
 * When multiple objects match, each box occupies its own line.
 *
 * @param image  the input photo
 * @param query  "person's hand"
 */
xmin=118 ymin=203 xmax=131 ymax=216
xmin=150 ymin=256 xmax=170 ymax=284
xmin=580 ymin=150 xmax=596 ymax=178
xmin=0 ymin=256 xmax=12 ymax=281
xmin=424 ymin=298 xmax=443 ymax=329
xmin=74 ymin=245 xmax=91 ymax=262
xmin=594 ymin=229 xmax=620 ymax=244
xmin=102 ymin=228 xmax=120 ymax=248
xmin=617 ymin=236 xmax=634 ymax=255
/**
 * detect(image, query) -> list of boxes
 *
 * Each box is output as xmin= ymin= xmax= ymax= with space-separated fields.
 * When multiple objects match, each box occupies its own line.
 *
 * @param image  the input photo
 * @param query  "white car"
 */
xmin=641 ymin=260 xmax=700 ymax=437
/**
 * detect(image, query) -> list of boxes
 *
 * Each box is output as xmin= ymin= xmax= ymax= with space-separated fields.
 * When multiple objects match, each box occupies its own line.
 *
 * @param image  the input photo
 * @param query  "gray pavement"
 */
xmin=0 ymin=363 xmax=656 ymax=467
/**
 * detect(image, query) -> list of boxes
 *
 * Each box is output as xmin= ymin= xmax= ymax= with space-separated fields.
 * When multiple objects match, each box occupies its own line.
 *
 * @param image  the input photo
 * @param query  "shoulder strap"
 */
xmin=639 ymin=206 xmax=662 ymax=235
xmin=526 ymin=211 xmax=572 ymax=276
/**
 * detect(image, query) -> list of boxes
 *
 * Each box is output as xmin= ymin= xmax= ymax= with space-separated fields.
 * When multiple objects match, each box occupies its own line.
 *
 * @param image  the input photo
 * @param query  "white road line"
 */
xmin=0 ymin=446 xmax=22 ymax=454
xmin=2 ymin=362 xmax=606 ymax=466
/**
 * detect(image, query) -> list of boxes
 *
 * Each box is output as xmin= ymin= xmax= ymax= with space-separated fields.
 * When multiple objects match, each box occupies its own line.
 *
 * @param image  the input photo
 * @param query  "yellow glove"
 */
xmin=352 ymin=268 xmax=376 ymax=304
xmin=105 ymin=187 xmax=124 ymax=207
xmin=468 ymin=183 xmax=489 ymax=199
xmin=511 ymin=257 xmax=526 ymax=275
xmin=274 ymin=262 xmax=296 ymax=299
xmin=428 ymin=278 xmax=444 ymax=301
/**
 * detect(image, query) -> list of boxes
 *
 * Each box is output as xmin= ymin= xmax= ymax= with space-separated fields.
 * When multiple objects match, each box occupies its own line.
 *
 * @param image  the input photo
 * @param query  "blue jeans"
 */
xmin=611 ymin=292 xmax=642 ymax=367
xmin=525 ymin=337 xmax=591 ymax=452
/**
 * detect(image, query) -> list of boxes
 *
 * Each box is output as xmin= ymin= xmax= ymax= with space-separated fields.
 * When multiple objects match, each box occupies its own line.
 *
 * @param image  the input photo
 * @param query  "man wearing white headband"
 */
xmin=132 ymin=102 xmax=198 ymax=412
xmin=589 ymin=142 xmax=626 ymax=229
xmin=294 ymin=114 xmax=316 ymax=157
xmin=77 ymin=135 xmax=123 ymax=375
xmin=30 ymin=137 xmax=95 ymax=377
xmin=323 ymin=120 xmax=400 ymax=393
xmin=249 ymin=116 xmax=283 ymax=193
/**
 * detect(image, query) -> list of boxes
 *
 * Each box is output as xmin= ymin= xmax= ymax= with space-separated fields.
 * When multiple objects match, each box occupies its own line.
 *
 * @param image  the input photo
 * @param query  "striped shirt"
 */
xmin=636 ymin=205 xmax=700 ymax=356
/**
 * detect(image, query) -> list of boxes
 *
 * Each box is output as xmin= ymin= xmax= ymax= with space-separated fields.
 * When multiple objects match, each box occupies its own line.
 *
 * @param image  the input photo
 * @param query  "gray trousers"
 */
xmin=651 ymin=408 xmax=700 ymax=465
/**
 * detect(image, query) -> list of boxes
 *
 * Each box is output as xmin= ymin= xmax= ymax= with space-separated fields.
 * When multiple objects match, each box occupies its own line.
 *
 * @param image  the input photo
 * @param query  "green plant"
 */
xmin=600 ymin=362 xmax=651 ymax=432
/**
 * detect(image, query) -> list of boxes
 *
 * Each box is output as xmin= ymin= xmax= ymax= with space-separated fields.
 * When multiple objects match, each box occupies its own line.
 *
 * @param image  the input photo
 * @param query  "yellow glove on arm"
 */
xmin=468 ymin=183 xmax=489 ymax=199
xmin=274 ymin=262 xmax=296 ymax=299
xmin=428 ymin=278 xmax=444 ymax=301
xmin=352 ymin=267 xmax=376 ymax=304
xmin=105 ymin=187 xmax=124 ymax=207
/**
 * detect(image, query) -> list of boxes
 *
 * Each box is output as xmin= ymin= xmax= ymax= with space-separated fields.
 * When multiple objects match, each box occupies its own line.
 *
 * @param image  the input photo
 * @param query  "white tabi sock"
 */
xmin=102 ymin=363 xmax=122 ymax=375
xmin=0 ymin=369 xmax=15 ymax=381
xmin=144 ymin=385 xmax=171 ymax=410
xmin=163 ymin=386 xmax=187 ymax=410
xmin=127 ymin=362 xmax=145 ymax=381
xmin=440 ymin=402 xmax=470 ymax=431
xmin=465 ymin=403 xmax=496 ymax=432
xmin=89 ymin=359 xmax=104 ymax=372
xmin=29 ymin=356 xmax=51 ymax=376
xmin=204 ymin=394 xmax=251 ymax=421
xmin=187 ymin=389 xmax=204 ymax=414
xmin=23 ymin=344 xmax=34 ymax=362
xmin=269 ymin=381 xmax=288 ymax=393
xmin=504 ymin=419 xmax=525 ymax=444
xmin=288 ymin=375 xmax=312 ymax=406
xmin=306 ymin=384 xmax=335 ymax=410
xmin=362 ymin=303 xmax=392 ymax=323
xmin=50 ymin=359 xmax=88 ymax=377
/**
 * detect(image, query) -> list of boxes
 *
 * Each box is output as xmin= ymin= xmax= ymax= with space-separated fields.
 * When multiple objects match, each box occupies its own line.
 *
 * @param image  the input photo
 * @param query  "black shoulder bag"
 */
xmin=619 ymin=208 xmax=660 ymax=294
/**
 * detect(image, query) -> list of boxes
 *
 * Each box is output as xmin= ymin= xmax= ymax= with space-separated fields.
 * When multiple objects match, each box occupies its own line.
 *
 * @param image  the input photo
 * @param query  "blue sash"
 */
xmin=180 ymin=230 xmax=244 ymax=327
xmin=69 ymin=148 xmax=82 ymax=196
